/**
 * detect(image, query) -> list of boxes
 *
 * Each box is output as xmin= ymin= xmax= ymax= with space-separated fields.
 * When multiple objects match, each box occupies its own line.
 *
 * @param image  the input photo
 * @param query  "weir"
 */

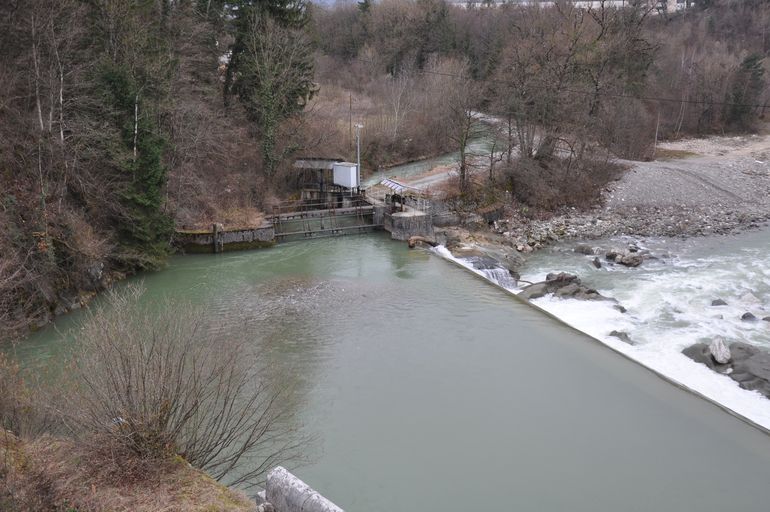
xmin=270 ymin=195 xmax=381 ymax=242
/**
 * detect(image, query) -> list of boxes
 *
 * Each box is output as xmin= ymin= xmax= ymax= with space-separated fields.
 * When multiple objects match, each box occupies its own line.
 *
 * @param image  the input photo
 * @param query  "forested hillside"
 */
xmin=1 ymin=0 xmax=768 ymax=341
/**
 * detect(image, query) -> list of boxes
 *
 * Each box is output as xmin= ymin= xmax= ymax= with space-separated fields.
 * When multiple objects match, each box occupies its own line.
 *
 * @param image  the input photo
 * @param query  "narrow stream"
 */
xmin=14 ymin=233 xmax=770 ymax=511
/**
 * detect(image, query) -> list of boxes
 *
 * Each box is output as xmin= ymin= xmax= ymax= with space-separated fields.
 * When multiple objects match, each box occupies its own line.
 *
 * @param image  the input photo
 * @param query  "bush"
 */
xmin=61 ymin=284 xmax=308 ymax=488
xmin=506 ymin=156 xmax=624 ymax=211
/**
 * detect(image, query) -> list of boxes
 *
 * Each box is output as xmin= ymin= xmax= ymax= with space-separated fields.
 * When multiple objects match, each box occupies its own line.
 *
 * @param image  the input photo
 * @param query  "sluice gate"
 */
xmin=270 ymin=195 xmax=383 ymax=241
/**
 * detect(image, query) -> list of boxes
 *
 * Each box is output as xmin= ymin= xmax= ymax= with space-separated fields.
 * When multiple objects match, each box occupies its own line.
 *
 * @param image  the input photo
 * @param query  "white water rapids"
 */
xmin=434 ymin=227 xmax=770 ymax=429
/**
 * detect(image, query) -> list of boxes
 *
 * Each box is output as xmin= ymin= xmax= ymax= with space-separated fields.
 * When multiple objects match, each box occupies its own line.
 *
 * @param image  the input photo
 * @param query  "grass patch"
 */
xmin=1 ymin=433 xmax=255 ymax=512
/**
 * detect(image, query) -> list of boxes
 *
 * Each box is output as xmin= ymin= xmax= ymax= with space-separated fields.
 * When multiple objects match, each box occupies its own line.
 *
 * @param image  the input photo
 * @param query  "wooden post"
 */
xmin=212 ymin=223 xmax=224 ymax=253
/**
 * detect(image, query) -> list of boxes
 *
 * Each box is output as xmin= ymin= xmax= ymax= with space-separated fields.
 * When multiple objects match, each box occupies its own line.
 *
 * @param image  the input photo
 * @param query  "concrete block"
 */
xmin=266 ymin=467 xmax=343 ymax=512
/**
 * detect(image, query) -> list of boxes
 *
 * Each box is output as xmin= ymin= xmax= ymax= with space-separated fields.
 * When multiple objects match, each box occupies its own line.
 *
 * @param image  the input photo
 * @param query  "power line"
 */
xmin=348 ymin=56 xmax=769 ymax=110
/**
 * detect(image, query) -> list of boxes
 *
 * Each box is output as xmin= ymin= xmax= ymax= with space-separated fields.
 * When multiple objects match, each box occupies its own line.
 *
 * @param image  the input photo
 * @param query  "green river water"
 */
xmin=15 ymin=233 xmax=770 ymax=511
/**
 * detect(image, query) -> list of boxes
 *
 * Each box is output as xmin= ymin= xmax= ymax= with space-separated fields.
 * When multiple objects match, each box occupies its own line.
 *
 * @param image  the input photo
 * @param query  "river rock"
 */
xmin=609 ymin=330 xmax=632 ymax=344
xmin=519 ymin=283 xmax=549 ymax=300
xmin=709 ymin=336 xmax=731 ymax=364
xmin=711 ymin=299 xmax=728 ymax=306
xmin=740 ymin=292 xmax=761 ymax=305
xmin=592 ymin=257 xmax=602 ymax=269
xmin=574 ymin=244 xmax=595 ymax=255
xmin=619 ymin=253 xmax=643 ymax=267
xmin=742 ymin=312 xmax=758 ymax=321
xmin=728 ymin=342 xmax=770 ymax=399
xmin=554 ymin=282 xmax=581 ymax=298
xmin=683 ymin=342 xmax=770 ymax=399
xmin=764 ymin=316 xmax=770 ymax=322
xmin=605 ymin=249 xmax=643 ymax=267
xmin=613 ymin=304 xmax=627 ymax=313
xmin=681 ymin=343 xmax=730 ymax=372
xmin=519 ymin=272 xmax=614 ymax=302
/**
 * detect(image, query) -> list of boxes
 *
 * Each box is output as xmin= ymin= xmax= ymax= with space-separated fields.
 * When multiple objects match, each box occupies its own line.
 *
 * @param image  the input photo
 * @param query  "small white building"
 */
xmin=332 ymin=162 xmax=359 ymax=190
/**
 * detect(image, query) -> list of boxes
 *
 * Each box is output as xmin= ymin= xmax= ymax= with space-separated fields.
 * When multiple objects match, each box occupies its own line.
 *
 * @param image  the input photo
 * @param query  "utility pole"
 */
xmin=355 ymin=123 xmax=363 ymax=194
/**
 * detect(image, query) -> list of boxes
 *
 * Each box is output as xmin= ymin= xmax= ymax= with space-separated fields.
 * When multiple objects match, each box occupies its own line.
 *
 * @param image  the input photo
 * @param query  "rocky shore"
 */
xmin=486 ymin=133 xmax=770 ymax=252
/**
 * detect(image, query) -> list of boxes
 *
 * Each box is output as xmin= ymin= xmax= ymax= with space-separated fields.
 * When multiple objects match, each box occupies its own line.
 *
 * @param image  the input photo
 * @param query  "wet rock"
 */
xmin=554 ymin=282 xmax=581 ymax=298
xmin=711 ymin=299 xmax=728 ymax=306
xmin=742 ymin=312 xmax=758 ymax=321
xmin=764 ymin=317 xmax=770 ymax=322
xmin=613 ymin=304 xmax=627 ymax=313
xmin=682 ymin=343 xmax=730 ymax=372
xmin=546 ymin=272 xmax=579 ymax=285
xmin=609 ymin=330 xmax=632 ymax=344
xmin=592 ymin=257 xmax=602 ymax=269
xmin=519 ymin=283 xmax=549 ymax=300
xmin=619 ymin=254 xmax=643 ymax=267
xmin=605 ymin=249 xmax=642 ymax=267
xmin=519 ymin=272 xmax=614 ymax=302
xmin=684 ymin=342 xmax=770 ymax=399
xmin=574 ymin=244 xmax=594 ymax=255
xmin=729 ymin=342 xmax=770 ymax=399
xmin=709 ymin=336 xmax=731 ymax=364
xmin=741 ymin=292 xmax=762 ymax=305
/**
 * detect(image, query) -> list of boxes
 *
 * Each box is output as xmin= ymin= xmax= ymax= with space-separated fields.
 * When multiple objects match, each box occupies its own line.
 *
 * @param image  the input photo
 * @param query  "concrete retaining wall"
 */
xmin=174 ymin=224 xmax=275 ymax=253
xmin=384 ymin=210 xmax=434 ymax=241
xmin=263 ymin=467 xmax=343 ymax=512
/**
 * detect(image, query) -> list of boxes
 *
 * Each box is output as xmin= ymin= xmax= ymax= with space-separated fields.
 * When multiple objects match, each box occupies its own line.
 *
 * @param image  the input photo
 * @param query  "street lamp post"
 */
xmin=355 ymin=123 xmax=363 ymax=194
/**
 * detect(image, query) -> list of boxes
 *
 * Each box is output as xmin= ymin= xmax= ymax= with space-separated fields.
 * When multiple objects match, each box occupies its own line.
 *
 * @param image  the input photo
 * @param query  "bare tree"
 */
xmin=383 ymin=63 xmax=416 ymax=143
xmin=60 ymin=284 xmax=310 ymax=488
xmin=442 ymin=60 xmax=482 ymax=193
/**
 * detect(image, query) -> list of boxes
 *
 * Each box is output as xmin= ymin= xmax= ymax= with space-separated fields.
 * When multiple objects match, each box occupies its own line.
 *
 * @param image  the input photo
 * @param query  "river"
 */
xmin=14 ymin=232 xmax=770 ymax=511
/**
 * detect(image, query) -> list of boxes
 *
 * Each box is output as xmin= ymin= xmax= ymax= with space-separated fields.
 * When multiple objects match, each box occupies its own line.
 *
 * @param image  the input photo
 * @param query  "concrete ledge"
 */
xmin=384 ymin=210 xmax=433 ymax=241
xmin=266 ymin=467 xmax=343 ymax=512
xmin=174 ymin=224 xmax=275 ymax=253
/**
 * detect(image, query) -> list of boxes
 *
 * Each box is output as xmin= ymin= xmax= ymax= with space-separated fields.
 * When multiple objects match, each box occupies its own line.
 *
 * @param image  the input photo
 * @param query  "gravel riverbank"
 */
xmin=488 ymin=133 xmax=770 ymax=250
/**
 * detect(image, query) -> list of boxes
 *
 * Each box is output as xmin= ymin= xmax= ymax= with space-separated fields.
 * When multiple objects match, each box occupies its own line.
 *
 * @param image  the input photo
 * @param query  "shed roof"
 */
xmin=380 ymin=178 xmax=421 ymax=195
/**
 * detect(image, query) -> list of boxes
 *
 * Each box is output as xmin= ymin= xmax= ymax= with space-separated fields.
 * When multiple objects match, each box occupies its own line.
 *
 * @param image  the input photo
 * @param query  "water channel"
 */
xmin=15 ymin=233 xmax=770 ymax=511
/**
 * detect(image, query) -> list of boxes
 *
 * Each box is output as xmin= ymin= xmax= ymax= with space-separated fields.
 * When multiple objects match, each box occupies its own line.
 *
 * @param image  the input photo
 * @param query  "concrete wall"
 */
xmin=263 ymin=467 xmax=343 ymax=512
xmin=384 ymin=210 xmax=434 ymax=241
xmin=174 ymin=224 xmax=275 ymax=253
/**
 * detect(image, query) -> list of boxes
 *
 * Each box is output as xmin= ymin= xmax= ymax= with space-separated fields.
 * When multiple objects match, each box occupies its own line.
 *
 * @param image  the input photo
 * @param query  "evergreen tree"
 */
xmin=224 ymin=1 xmax=316 ymax=179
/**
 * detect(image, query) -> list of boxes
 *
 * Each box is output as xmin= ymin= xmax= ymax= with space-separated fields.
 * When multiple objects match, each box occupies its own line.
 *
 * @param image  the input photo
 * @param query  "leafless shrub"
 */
xmin=60 ymin=284 xmax=310 ymax=488
xmin=507 ymin=156 xmax=624 ymax=210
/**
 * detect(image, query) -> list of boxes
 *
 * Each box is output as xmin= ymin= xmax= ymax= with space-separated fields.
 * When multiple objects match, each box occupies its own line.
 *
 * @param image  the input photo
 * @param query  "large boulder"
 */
xmin=618 ymin=253 xmax=644 ymax=267
xmin=682 ymin=343 xmax=725 ymax=372
xmin=519 ymin=272 xmax=615 ymax=302
xmin=605 ymin=249 xmax=643 ymax=267
xmin=709 ymin=336 xmax=731 ymax=364
xmin=518 ymin=283 xmax=550 ymax=300
xmin=683 ymin=341 xmax=770 ymax=399
xmin=729 ymin=343 xmax=770 ymax=399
